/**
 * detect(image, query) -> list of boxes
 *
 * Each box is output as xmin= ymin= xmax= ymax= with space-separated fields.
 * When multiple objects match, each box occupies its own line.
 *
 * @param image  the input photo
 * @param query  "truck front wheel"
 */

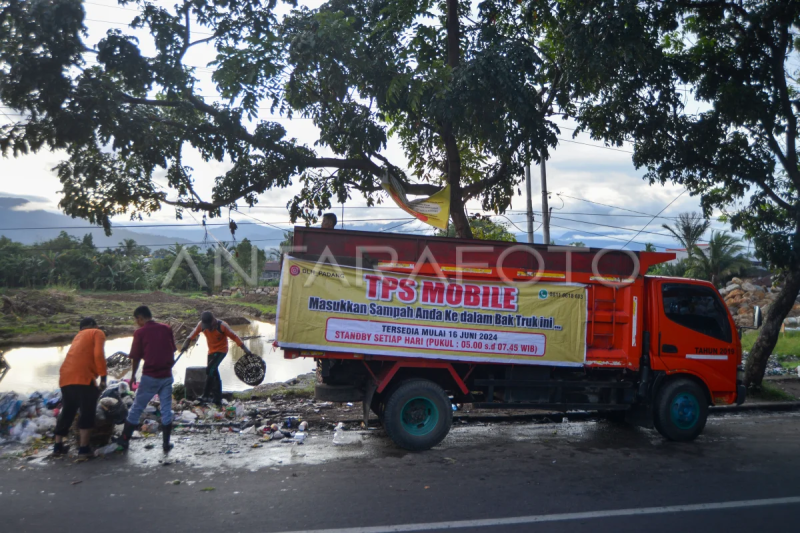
xmin=654 ymin=379 xmax=708 ymax=442
xmin=383 ymin=379 xmax=453 ymax=451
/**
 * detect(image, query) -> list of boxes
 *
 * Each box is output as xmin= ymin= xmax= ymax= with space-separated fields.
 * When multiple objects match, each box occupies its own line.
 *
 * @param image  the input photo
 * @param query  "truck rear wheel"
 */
xmin=654 ymin=379 xmax=708 ymax=442
xmin=383 ymin=379 xmax=452 ymax=451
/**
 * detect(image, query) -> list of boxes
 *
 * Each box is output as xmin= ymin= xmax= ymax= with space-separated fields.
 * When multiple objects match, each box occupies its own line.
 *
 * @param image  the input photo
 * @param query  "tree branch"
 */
xmin=747 ymin=173 xmax=794 ymax=213
xmin=121 ymin=94 xmax=188 ymax=108
xmin=771 ymin=19 xmax=799 ymax=184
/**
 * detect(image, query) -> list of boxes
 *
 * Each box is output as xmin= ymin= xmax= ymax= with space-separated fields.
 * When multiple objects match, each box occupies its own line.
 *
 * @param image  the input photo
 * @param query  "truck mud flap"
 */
xmin=315 ymin=384 xmax=364 ymax=403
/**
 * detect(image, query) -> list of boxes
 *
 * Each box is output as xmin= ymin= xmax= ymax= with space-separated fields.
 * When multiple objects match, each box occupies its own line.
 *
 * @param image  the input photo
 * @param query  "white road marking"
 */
xmin=277 ymin=496 xmax=800 ymax=533
xmin=687 ymin=354 xmax=728 ymax=360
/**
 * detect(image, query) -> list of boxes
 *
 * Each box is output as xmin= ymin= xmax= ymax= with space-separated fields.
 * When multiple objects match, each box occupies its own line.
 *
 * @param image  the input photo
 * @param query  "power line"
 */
xmin=546 ymin=222 xmax=668 ymax=250
xmin=624 ymin=190 xmax=687 ymax=248
xmin=502 ymin=214 xmax=742 ymax=244
xmin=0 ymin=217 xmax=417 ymax=232
xmin=83 ymin=17 xmax=214 ymax=36
xmin=3 ymin=237 xmax=285 ymax=254
xmin=556 ymin=193 xmax=683 ymax=219
xmin=555 ymin=138 xmax=633 ymax=154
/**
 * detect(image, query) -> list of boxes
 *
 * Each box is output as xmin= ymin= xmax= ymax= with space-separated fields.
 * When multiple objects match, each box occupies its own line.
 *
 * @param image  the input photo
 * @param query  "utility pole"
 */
xmin=540 ymin=152 xmax=550 ymax=245
xmin=525 ymin=164 xmax=534 ymax=244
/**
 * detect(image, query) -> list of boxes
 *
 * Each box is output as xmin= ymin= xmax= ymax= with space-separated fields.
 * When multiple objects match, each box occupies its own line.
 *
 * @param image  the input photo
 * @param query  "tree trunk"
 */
xmin=744 ymin=266 xmax=800 ymax=387
xmin=442 ymin=0 xmax=471 ymax=239
xmin=449 ymin=178 xmax=471 ymax=238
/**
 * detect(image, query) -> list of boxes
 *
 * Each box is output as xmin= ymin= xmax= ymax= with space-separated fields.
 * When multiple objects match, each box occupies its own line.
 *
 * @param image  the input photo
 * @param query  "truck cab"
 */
xmin=643 ymin=276 xmax=745 ymax=439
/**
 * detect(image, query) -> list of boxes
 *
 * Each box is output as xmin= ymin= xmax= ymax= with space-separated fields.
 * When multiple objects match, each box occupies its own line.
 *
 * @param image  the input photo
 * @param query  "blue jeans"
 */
xmin=127 ymin=375 xmax=174 ymax=426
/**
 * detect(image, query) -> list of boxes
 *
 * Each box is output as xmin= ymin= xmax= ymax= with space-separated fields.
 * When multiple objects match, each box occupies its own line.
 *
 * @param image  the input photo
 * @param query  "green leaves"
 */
xmin=1 ymin=0 xmax=612 ymax=235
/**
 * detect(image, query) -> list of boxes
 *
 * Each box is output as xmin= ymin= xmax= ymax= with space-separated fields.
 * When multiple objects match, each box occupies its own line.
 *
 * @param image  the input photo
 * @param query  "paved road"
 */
xmin=1 ymin=411 xmax=799 ymax=532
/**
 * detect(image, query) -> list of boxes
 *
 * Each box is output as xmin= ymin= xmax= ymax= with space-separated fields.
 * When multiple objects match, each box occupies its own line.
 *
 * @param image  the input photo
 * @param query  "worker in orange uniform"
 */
xmin=54 ymin=317 xmax=107 ymax=459
xmin=182 ymin=311 xmax=253 ymax=407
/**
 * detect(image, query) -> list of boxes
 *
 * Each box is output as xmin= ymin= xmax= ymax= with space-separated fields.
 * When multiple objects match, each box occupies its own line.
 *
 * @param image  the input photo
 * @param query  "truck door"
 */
xmin=656 ymin=281 xmax=739 ymax=399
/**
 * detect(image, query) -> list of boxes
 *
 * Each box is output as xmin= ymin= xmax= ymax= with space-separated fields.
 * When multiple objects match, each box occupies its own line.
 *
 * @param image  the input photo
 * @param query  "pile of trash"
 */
xmin=0 ymin=391 xmax=60 ymax=445
xmin=0 ymin=380 xmax=134 ymax=447
xmin=742 ymin=351 xmax=800 ymax=377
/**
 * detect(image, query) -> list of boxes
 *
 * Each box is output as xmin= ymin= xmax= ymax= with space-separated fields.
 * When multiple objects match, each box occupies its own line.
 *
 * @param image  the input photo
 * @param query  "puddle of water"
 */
xmin=0 ymin=320 xmax=315 ymax=394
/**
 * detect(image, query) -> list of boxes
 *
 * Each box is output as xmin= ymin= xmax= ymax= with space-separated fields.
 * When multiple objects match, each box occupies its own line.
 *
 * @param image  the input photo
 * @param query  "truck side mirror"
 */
xmin=754 ymin=306 xmax=763 ymax=329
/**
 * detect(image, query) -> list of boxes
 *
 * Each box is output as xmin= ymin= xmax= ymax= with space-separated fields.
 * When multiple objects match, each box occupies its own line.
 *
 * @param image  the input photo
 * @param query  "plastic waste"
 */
xmin=298 ymin=421 xmax=308 ymax=431
xmin=5 ymin=399 xmax=22 ymax=422
xmin=241 ymin=425 xmax=256 ymax=435
xmin=294 ymin=431 xmax=306 ymax=444
xmin=141 ymin=419 xmax=159 ymax=434
xmin=177 ymin=411 xmax=197 ymax=423
xmin=34 ymin=415 xmax=57 ymax=432
xmin=332 ymin=422 xmax=362 ymax=447
xmin=10 ymin=420 xmax=39 ymax=444
xmin=234 ymin=402 xmax=244 ymax=418
xmin=95 ymin=442 xmax=122 ymax=456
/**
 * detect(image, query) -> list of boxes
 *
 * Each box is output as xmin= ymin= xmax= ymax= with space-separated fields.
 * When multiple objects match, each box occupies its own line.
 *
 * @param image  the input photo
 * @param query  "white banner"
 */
xmin=324 ymin=317 xmax=547 ymax=357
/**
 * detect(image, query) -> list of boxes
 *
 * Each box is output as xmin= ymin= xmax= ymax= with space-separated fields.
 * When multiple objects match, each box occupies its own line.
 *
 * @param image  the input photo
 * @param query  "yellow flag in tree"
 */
xmin=381 ymin=172 xmax=450 ymax=230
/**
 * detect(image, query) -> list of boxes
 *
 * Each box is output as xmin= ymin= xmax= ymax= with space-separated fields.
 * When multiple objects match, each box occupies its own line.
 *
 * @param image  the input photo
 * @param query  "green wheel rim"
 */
xmin=401 ymin=396 xmax=439 ymax=436
xmin=670 ymin=392 xmax=700 ymax=430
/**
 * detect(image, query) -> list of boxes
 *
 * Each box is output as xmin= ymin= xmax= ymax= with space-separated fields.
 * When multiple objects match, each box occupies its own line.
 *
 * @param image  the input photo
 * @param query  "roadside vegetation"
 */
xmin=749 ymin=382 xmax=798 ymax=402
xmin=0 ymin=288 xmax=276 ymax=344
xmin=0 ymin=232 xmax=278 ymax=292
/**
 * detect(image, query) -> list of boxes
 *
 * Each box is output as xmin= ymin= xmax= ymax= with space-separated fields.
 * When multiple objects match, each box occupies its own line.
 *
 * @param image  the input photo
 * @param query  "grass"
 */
xmin=750 ymin=382 xmax=797 ymax=402
xmin=186 ymin=294 xmax=277 ymax=316
xmin=0 ymin=288 xmax=199 ymax=339
xmin=742 ymin=330 xmax=800 ymax=368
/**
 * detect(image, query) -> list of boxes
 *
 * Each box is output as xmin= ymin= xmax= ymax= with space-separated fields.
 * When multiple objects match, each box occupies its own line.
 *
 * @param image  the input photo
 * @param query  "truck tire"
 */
xmin=383 ymin=379 xmax=452 ymax=451
xmin=654 ymin=379 xmax=708 ymax=442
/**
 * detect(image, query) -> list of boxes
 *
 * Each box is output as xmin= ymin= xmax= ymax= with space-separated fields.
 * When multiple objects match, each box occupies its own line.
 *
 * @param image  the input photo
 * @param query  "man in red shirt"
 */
xmin=182 ymin=311 xmax=253 ymax=408
xmin=118 ymin=306 xmax=178 ymax=453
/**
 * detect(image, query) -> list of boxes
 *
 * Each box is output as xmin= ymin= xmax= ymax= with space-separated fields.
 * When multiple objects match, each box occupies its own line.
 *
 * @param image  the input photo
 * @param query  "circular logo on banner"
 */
xmin=538 ymin=289 xmax=549 ymax=300
xmin=289 ymin=265 xmax=301 ymax=276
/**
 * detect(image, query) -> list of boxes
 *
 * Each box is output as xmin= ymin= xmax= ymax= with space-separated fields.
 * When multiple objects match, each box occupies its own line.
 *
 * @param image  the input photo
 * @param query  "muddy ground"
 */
xmin=0 ymin=289 xmax=277 ymax=347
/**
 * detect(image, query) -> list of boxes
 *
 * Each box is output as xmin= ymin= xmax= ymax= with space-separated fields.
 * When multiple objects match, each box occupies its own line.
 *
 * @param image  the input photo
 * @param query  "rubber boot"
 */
xmin=117 ymin=421 xmax=136 ymax=451
xmin=162 ymin=423 xmax=174 ymax=453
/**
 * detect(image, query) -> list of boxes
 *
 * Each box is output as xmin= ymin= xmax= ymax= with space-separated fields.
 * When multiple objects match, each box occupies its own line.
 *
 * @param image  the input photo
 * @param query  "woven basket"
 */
xmin=234 ymin=353 xmax=267 ymax=386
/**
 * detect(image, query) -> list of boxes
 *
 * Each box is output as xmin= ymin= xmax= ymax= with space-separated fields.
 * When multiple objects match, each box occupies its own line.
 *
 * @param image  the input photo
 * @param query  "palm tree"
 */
xmin=644 ymin=242 xmax=657 ymax=252
xmin=119 ymin=239 xmax=139 ymax=257
xmin=686 ymin=231 xmax=750 ymax=287
xmin=662 ymin=212 xmax=710 ymax=257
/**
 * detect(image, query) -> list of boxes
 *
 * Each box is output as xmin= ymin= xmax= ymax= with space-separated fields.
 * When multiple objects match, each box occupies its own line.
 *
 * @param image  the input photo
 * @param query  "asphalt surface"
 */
xmin=2 ymin=411 xmax=799 ymax=532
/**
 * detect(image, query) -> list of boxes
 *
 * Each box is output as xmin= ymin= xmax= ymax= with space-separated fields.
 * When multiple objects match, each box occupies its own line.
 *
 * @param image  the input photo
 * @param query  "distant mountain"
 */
xmin=3 ymin=195 xmax=675 ymax=252
xmin=0 ymin=197 xmax=191 ymax=250
xmin=512 ymin=229 xmax=676 ymax=251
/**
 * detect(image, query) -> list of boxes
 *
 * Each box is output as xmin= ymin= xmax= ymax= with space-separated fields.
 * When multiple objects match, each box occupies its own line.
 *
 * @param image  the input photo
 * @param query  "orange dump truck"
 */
xmin=276 ymin=228 xmax=750 ymax=450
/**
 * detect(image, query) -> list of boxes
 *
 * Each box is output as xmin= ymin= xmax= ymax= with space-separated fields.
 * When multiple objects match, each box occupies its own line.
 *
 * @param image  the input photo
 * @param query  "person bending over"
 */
xmin=53 ymin=317 xmax=107 ymax=459
xmin=182 ymin=311 xmax=252 ymax=408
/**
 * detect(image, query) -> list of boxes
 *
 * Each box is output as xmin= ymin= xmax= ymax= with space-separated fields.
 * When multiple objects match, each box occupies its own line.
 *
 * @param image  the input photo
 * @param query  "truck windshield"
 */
xmin=662 ymin=283 xmax=732 ymax=343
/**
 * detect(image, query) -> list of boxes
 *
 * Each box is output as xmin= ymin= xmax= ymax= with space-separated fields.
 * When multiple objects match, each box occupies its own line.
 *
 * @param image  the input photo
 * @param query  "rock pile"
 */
xmin=219 ymin=286 xmax=279 ymax=297
xmin=719 ymin=276 xmax=800 ymax=328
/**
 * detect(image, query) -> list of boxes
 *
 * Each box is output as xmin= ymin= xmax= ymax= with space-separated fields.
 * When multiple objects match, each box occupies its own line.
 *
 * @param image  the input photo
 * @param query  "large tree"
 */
xmin=557 ymin=0 xmax=800 ymax=387
xmin=0 ymin=0 xmax=583 ymax=238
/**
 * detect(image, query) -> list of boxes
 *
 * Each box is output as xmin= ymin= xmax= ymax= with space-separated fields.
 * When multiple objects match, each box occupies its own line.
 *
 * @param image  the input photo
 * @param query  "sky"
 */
xmin=0 ymin=0 xmax=745 ymax=251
